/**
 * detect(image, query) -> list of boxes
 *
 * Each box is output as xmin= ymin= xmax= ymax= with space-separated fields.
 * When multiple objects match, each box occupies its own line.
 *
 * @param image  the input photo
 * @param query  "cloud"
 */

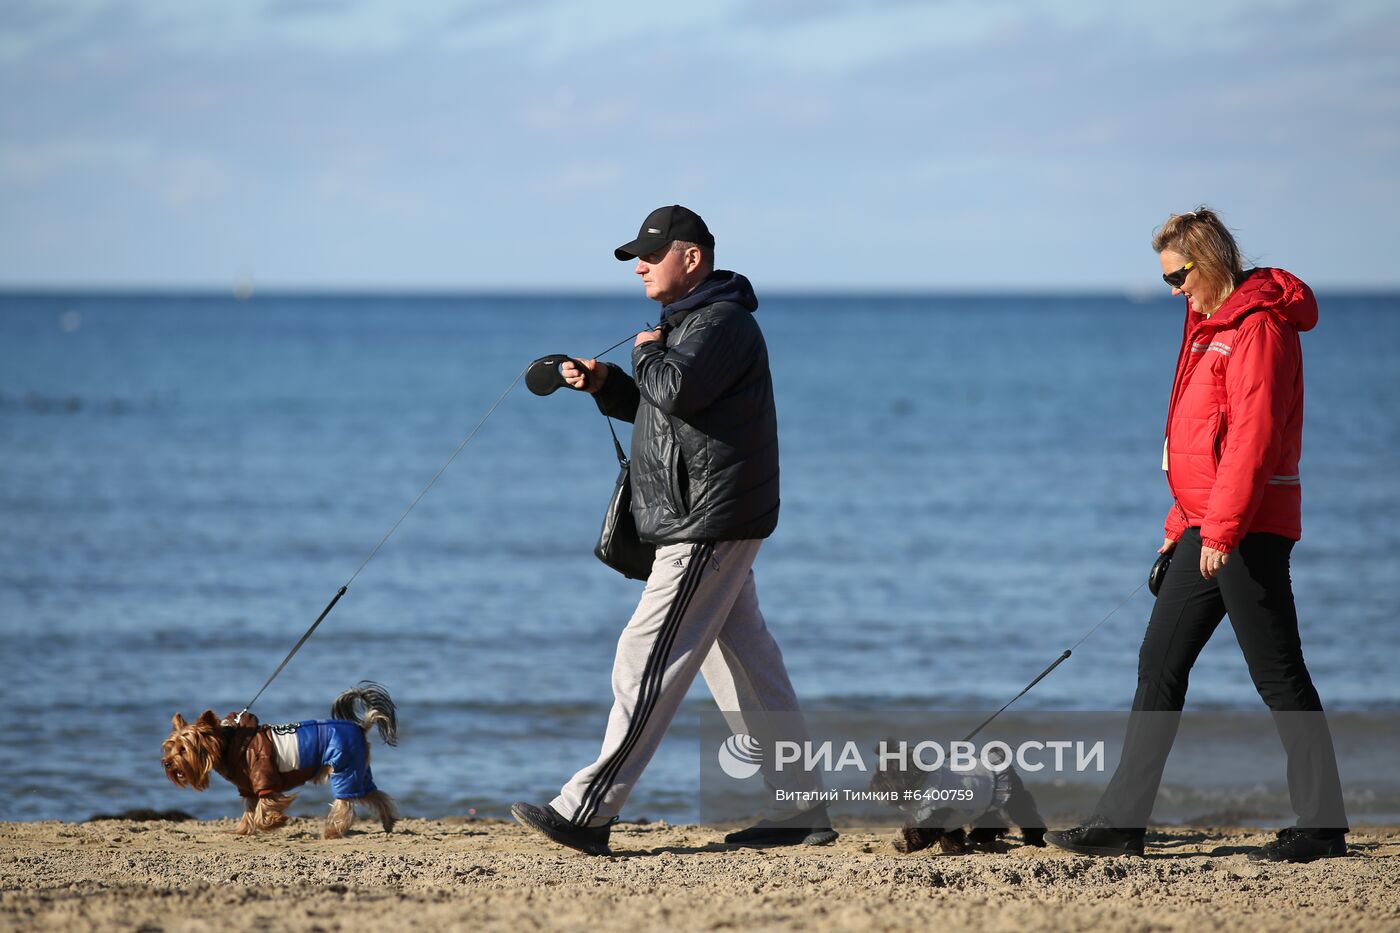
xmin=0 ymin=138 xmax=154 ymax=181
xmin=1 ymin=0 xmax=1397 ymax=288
xmin=529 ymin=161 xmax=625 ymax=197
xmin=158 ymin=154 xmax=230 ymax=209
xmin=312 ymin=157 xmax=424 ymax=215
xmin=0 ymin=137 xmax=230 ymax=210
xmin=2 ymin=0 xmax=1368 ymax=65
xmin=516 ymin=87 xmax=628 ymax=135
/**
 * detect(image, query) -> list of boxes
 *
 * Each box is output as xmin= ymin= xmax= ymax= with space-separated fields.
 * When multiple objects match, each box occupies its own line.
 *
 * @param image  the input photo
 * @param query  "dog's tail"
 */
xmin=331 ymin=681 xmax=398 ymax=746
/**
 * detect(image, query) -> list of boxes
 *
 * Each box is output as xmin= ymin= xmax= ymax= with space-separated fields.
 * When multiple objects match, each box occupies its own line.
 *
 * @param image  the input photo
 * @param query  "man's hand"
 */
xmin=634 ymin=328 xmax=664 ymax=347
xmin=561 ymin=358 xmax=606 ymax=394
xmin=1199 ymin=545 xmax=1229 ymax=580
xmin=1159 ymin=537 xmax=1177 ymax=555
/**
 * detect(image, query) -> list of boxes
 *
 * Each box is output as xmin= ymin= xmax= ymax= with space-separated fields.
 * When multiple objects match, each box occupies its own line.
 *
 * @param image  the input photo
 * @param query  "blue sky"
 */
xmin=2 ymin=1 xmax=1396 ymax=291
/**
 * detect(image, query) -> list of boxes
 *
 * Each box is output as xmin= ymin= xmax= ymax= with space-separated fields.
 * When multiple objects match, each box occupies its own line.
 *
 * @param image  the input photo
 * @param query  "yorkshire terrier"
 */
xmin=870 ymin=740 xmax=1046 ymax=854
xmin=162 ymin=681 xmax=400 ymax=839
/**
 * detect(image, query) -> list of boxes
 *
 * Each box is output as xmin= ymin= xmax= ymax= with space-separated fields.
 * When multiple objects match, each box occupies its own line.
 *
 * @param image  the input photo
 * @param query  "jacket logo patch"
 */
xmin=269 ymin=723 xmax=299 ymax=736
xmin=1191 ymin=340 xmax=1233 ymax=356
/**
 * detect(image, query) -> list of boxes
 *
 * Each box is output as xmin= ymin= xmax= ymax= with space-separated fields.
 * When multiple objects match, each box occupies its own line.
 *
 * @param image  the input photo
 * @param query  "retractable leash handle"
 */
xmin=526 ymin=355 xmax=589 ymax=396
xmin=1148 ymin=551 xmax=1172 ymax=597
xmin=528 ymin=322 xmax=664 ymax=398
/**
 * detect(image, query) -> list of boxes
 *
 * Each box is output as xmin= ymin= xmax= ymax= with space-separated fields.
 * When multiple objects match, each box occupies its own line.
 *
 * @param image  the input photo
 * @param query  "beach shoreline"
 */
xmin=4 ymin=818 xmax=1397 ymax=931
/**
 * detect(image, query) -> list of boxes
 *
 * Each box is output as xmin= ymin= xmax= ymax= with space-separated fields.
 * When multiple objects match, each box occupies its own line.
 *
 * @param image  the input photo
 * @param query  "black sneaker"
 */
xmin=1044 ymin=817 xmax=1145 ymax=857
xmin=511 ymin=802 xmax=613 ymax=856
xmin=1248 ymin=828 xmax=1347 ymax=863
xmin=724 ymin=806 xmax=839 ymax=847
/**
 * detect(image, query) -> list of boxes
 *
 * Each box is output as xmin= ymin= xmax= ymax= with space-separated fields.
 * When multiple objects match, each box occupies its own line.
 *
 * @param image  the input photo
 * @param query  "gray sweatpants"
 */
xmin=552 ymin=539 xmax=821 ymax=827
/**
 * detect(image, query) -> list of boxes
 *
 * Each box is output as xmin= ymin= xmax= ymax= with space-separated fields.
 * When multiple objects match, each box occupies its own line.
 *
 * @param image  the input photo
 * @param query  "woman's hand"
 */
xmin=1199 ymin=545 xmax=1230 ymax=580
xmin=1159 ymin=538 xmax=1177 ymax=555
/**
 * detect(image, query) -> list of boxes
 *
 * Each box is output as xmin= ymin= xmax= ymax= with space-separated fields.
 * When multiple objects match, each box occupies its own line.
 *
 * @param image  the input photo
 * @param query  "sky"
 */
xmin=2 ymin=0 xmax=1397 ymax=292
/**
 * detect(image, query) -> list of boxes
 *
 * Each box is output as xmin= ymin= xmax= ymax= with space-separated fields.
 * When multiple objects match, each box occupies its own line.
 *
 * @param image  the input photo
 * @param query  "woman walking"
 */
xmin=1046 ymin=208 xmax=1348 ymax=863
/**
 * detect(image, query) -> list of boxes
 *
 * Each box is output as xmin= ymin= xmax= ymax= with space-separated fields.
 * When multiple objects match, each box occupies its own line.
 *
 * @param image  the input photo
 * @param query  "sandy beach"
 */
xmin=3 ymin=817 xmax=1396 ymax=931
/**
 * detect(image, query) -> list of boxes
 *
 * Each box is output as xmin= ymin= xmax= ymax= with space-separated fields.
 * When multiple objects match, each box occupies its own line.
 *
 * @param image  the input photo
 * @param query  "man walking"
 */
xmin=511 ymin=205 xmax=834 ymax=855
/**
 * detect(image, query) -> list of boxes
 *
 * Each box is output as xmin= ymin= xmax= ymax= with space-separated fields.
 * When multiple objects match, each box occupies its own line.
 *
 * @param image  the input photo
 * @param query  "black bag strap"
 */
xmin=602 ymin=413 xmax=627 ymax=466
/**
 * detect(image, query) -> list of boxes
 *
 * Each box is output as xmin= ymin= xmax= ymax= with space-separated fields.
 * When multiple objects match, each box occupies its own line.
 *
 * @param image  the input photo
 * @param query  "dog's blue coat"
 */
xmin=268 ymin=719 xmax=378 ymax=799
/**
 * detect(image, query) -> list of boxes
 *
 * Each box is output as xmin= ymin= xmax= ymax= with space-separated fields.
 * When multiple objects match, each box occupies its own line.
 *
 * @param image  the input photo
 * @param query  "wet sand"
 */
xmin=3 ymin=818 xmax=1397 ymax=931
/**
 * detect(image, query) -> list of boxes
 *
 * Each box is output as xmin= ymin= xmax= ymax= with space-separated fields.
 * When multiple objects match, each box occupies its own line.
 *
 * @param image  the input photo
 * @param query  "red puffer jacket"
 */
xmin=1163 ymin=267 xmax=1316 ymax=553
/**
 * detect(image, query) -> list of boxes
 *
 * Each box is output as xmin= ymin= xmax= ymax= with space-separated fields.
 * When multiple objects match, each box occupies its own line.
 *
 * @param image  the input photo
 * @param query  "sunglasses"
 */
xmin=1162 ymin=261 xmax=1194 ymax=288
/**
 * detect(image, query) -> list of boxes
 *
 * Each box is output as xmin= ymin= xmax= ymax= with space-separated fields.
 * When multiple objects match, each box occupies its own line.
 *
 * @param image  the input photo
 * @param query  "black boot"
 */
xmin=1044 ymin=816 xmax=1145 ymax=856
xmin=724 ymin=805 xmax=838 ymax=847
xmin=1248 ymin=828 xmax=1347 ymax=863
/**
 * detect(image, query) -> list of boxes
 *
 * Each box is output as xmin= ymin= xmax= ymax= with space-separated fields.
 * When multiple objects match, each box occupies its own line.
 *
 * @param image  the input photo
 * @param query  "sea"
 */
xmin=3 ymin=290 xmax=1398 ymax=826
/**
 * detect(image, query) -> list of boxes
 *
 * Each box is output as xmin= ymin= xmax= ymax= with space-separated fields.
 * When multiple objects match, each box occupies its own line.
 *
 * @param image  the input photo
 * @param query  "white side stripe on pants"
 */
xmin=571 ymin=541 xmax=713 ymax=827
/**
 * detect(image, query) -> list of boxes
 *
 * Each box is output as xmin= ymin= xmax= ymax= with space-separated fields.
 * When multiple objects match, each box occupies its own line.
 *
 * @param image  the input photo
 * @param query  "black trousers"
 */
xmin=1096 ymin=527 xmax=1348 ymax=834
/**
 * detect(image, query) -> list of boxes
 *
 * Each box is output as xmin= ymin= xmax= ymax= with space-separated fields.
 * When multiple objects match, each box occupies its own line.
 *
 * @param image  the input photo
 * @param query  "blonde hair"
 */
xmin=1151 ymin=206 xmax=1243 ymax=313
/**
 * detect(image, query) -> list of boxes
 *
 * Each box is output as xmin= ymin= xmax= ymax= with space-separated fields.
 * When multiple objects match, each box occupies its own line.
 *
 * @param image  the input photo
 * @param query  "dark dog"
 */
xmin=870 ymin=741 xmax=1045 ymax=854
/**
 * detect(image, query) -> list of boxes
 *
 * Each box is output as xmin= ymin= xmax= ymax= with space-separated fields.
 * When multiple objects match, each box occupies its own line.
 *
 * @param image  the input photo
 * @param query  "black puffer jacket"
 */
xmin=594 ymin=270 xmax=780 ymax=544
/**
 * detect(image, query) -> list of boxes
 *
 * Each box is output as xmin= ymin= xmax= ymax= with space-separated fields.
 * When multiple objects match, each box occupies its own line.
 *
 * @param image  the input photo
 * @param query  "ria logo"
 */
xmin=717 ymin=733 xmax=763 ymax=780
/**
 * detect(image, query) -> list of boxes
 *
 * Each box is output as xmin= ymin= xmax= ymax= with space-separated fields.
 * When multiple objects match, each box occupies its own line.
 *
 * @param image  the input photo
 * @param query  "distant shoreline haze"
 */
xmin=2 ymin=286 xmax=1398 ymax=300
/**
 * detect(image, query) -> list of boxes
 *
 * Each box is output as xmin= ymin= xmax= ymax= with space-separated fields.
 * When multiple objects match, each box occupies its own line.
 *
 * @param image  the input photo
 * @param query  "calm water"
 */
xmin=3 ymin=290 xmax=1398 ymax=823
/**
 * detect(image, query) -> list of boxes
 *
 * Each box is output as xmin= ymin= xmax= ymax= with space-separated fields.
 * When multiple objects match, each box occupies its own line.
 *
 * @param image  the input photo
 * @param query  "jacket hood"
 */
xmin=1205 ymin=267 xmax=1318 ymax=332
xmin=661 ymin=270 xmax=758 ymax=325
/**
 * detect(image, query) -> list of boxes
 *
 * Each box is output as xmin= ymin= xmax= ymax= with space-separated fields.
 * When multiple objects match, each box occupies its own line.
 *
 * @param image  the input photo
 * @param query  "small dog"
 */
xmin=870 ymin=740 xmax=1046 ymax=854
xmin=162 ymin=682 xmax=400 ymax=839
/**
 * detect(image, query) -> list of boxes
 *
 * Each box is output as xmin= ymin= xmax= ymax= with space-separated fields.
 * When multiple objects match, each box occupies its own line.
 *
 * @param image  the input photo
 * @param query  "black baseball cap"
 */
xmin=614 ymin=205 xmax=715 ymax=261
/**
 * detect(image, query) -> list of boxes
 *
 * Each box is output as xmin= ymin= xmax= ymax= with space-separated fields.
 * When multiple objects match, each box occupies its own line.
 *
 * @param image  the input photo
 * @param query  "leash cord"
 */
xmin=960 ymin=578 xmax=1149 ymax=743
xmin=239 ymin=330 xmax=638 ymax=717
